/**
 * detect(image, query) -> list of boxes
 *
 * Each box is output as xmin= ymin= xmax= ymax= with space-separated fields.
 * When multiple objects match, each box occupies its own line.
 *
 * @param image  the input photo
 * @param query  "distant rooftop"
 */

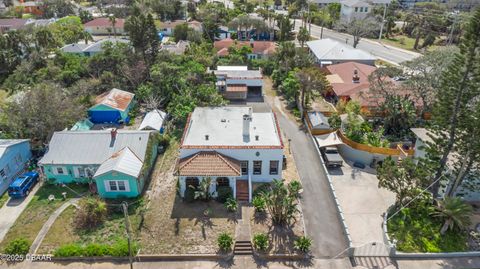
xmin=61 ymin=38 xmax=129 ymax=54
xmin=181 ymin=107 xmax=283 ymax=149
xmin=211 ymin=66 xmax=262 ymax=79
xmin=306 ymin=38 xmax=376 ymax=61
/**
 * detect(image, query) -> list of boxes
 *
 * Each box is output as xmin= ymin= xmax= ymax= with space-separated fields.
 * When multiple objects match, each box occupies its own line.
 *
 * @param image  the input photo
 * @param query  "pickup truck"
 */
xmin=320 ymin=146 xmax=343 ymax=168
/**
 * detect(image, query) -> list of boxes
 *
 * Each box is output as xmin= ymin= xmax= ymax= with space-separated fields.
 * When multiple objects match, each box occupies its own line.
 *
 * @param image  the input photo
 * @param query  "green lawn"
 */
xmin=387 ymin=206 xmax=469 ymax=253
xmin=0 ymin=183 xmax=89 ymax=251
xmin=38 ymin=197 xmax=145 ymax=254
xmin=0 ymin=191 xmax=9 ymax=209
xmin=377 ymin=34 xmax=439 ymax=52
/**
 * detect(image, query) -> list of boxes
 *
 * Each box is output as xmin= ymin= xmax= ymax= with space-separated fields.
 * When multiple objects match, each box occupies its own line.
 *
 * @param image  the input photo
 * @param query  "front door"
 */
xmin=236 ymin=180 xmax=249 ymax=201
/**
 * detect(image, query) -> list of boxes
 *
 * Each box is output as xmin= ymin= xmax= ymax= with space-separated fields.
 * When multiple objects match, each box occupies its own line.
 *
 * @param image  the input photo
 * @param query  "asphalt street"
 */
xmin=294 ymin=20 xmax=422 ymax=65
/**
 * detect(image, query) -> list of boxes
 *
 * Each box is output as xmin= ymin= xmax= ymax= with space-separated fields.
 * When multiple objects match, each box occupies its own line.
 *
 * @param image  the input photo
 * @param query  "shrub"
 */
xmin=252 ymin=196 xmax=266 ymax=212
xmin=75 ymin=197 xmax=107 ymax=229
xmin=184 ymin=187 xmax=195 ymax=203
xmin=217 ymin=186 xmax=233 ymax=203
xmin=54 ymin=239 xmax=138 ymax=257
xmin=288 ymin=180 xmax=302 ymax=197
xmin=3 ymin=238 xmax=31 ymax=255
xmin=224 ymin=197 xmax=238 ymax=212
xmin=217 ymin=233 xmax=234 ymax=251
xmin=294 ymin=236 xmax=312 ymax=253
xmin=253 ymin=233 xmax=269 ymax=251
xmin=253 ymin=183 xmax=271 ymax=197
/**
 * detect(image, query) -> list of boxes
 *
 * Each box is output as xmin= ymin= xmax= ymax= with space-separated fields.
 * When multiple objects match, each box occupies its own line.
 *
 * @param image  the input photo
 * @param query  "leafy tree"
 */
xmin=49 ymin=16 xmax=85 ymax=44
xmin=193 ymin=177 xmax=212 ymax=201
xmin=173 ymin=23 xmax=190 ymax=42
xmin=279 ymin=71 xmax=300 ymax=104
xmin=0 ymin=82 xmax=85 ymax=144
xmin=75 ymin=197 xmax=108 ymax=229
xmin=428 ymin=7 xmax=480 ymax=196
xmin=276 ymin=14 xmax=293 ymax=41
xmin=406 ymin=2 xmax=446 ymax=50
xmin=326 ymin=3 xmax=341 ymax=23
xmin=42 ymin=0 xmax=75 ymax=18
xmin=79 ymin=9 xmax=93 ymax=24
xmin=153 ymin=0 xmax=184 ymax=21
xmin=262 ymin=179 xmax=300 ymax=225
xmin=335 ymin=18 xmax=379 ymax=48
xmin=381 ymin=95 xmax=417 ymax=140
xmin=377 ymin=157 xmax=430 ymax=206
xmin=297 ymin=26 xmax=309 ymax=47
xmin=402 ymin=46 xmax=458 ymax=115
xmin=125 ymin=6 xmax=159 ymax=66
xmin=296 ymin=67 xmax=328 ymax=119
xmin=431 ymin=197 xmax=473 ymax=235
xmin=328 ymin=113 xmax=341 ymax=129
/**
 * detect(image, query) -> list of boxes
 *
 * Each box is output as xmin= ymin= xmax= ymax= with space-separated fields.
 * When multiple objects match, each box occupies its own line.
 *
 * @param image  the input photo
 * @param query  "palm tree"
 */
xmin=109 ymin=14 xmax=117 ymax=38
xmin=431 ymin=197 xmax=473 ymax=235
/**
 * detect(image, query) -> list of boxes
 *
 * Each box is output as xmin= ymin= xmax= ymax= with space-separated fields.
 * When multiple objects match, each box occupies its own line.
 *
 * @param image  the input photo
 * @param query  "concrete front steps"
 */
xmin=234 ymin=240 xmax=253 ymax=255
xmin=236 ymin=192 xmax=249 ymax=201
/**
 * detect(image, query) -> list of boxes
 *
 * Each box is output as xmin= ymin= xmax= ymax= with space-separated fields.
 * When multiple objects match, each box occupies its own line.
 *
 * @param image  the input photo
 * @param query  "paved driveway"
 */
xmin=0 ymin=183 xmax=41 ymax=242
xmin=329 ymin=162 xmax=395 ymax=247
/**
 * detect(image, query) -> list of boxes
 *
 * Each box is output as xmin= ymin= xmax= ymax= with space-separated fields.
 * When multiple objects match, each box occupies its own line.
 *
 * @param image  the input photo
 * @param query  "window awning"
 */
xmin=315 ymin=132 xmax=344 ymax=148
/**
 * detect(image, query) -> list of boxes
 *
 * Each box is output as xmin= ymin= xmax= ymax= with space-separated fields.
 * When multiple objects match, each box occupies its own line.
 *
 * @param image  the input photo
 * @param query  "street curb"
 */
xmin=253 ymin=252 xmax=309 ymax=260
xmin=43 ymin=253 xmax=234 ymax=263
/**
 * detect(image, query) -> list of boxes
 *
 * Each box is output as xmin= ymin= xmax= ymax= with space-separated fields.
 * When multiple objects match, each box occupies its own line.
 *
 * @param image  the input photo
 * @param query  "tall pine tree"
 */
xmin=428 ymin=7 xmax=480 ymax=197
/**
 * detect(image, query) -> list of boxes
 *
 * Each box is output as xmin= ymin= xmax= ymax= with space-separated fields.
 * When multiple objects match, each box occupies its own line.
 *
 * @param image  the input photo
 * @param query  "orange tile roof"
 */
xmin=175 ymin=151 xmax=241 ymax=176
xmin=214 ymin=38 xmax=276 ymax=56
xmin=94 ymin=88 xmax=134 ymax=111
xmin=84 ymin=18 xmax=125 ymax=28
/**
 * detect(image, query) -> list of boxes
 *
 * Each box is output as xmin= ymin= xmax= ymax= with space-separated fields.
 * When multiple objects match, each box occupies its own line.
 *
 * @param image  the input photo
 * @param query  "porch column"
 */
xmin=248 ymin=174 xmax=252 ymax=202
xmin=232 ymin=177 xmax=236 ymax=199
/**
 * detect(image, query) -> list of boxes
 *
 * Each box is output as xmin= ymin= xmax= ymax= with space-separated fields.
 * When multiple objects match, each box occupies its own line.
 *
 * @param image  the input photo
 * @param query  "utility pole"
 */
xmin=378 ymin=3 xmax=387 ymax=40
xmin=122 ymin=202 xmax=134 ymax=269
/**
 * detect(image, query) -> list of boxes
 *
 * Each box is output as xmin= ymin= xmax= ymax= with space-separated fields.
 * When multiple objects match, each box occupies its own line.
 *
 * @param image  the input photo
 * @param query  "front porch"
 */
xmin=175 ymin=151 xmax=253 ymax=202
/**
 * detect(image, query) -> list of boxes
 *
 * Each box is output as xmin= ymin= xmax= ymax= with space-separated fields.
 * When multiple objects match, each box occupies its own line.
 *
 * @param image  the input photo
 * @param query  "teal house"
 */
xmin=38 ymin=130 xmax=158 ymax=198
xmin=88 ymin=88 xmax=135 ymax=124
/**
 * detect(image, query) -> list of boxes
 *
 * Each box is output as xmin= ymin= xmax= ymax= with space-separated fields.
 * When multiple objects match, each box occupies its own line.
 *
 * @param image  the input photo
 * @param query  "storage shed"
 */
xmin=88 ymin=88 xmax=135 ymax=124
xmin=138 ymin=109 xmax=167 ymax=132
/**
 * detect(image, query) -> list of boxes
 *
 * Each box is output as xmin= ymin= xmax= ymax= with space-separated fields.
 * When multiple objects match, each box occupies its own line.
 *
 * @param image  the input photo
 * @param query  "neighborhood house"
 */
xmin=38 ymin=130 xmax=158 ymax=199
xmin=61 ymin=38 xmax=130 ymax=57
xmin=84 ymin=17 xmax=125 ymax=36
xmin=88 ymin=88 xmax=135 ymax=124
xmin=214 ymin=38 xmax=276 ymax=59
xmin=306 ymin=39 xmax=376 ymax=66
xmin=0 ymin=140 xmax=31 ymax=194
xmin=211 ymin=66 xmax=263 ymax=100
xmin=175 ymin=107 xmax=284 ymax=202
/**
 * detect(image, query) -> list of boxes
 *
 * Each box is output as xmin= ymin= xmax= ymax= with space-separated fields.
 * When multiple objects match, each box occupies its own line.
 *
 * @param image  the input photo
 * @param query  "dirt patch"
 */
xmin=138 ymin=141 xmax=237 ymax=254
xmin=250 ymin=209 xmax=305 ymax=254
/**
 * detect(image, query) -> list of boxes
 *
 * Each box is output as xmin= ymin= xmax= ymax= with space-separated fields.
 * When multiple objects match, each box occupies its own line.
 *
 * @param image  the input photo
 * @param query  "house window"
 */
xmin=217 ymin=177 xmax=229 ymax=187
xmin=240 ymin=161 xmax=249 ymax=175
xmin=118 ymin=181 xmax=126 ymax=191
xmin=253 ymin=161 xmax=262 ymax=175
xmin=107 ymin=180 xmax=129 ymax=192
xmin=109 ymin=181 xmax=117 ymax=191
xmin=360 ymin=7 xmax=363 ymax=12
xmin=270 ymin=161 xmax=279 ymax=175
xmin=355 ymin=7 xmax=358 ymax=12
xmin=77 ymin=167 xmax=86 ymax=178
xmin=364 ymin=7 xmax=368 ymax=12
xmin=0 ymin=168 xmax=5 ymax=179
xmin=185 ymin=177 xmax=199 ymax=188
xmin=56 ymin=167 xmax=64 ymax=175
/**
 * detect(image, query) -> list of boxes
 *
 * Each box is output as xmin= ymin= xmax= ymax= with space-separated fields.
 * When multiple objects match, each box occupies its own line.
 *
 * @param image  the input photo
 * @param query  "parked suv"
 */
xmin=320 ymin=146 xmax=343 ymax=168
xmin=8 ymin=171 xmax=39 ymax=199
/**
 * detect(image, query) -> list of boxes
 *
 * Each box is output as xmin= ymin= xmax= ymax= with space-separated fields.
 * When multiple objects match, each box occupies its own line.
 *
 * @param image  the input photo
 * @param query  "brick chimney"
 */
xmin=352 ymin=69 xmax=360 ymax=83
xmin=110 ymin=128 xmax=117 ymax=147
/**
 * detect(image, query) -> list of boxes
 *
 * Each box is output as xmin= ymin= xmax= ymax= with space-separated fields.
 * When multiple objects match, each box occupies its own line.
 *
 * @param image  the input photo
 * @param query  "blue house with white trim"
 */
xmin=38 ymin=130 xmax=158 ymax=199
xmin=88 ymin=88 xmax=135 ymax=124
xmin=0 ymin=140 xmax=31 ymax=195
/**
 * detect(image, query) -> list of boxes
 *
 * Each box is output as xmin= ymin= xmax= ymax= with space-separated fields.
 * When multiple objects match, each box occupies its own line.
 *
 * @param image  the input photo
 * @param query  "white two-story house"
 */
xmin=175 ymin=107 xmax=284 ymax=201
